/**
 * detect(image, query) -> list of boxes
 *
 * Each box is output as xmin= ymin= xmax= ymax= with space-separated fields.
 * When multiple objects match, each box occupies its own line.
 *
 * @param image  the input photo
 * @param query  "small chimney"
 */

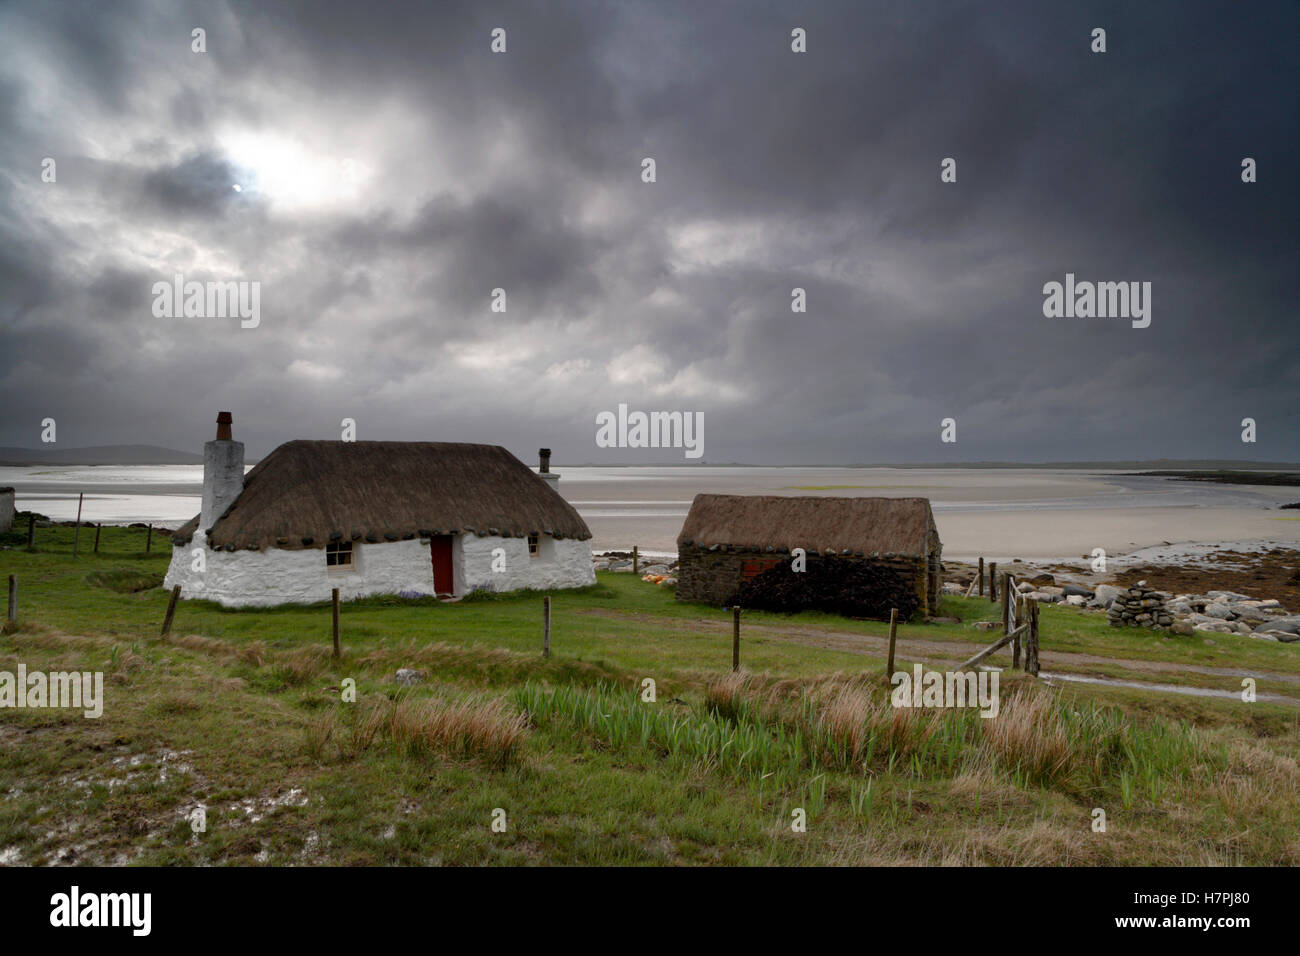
xmin=201 ymin=411 xmax=245 ymax=531
xmin=537 ymin=447 xmax=559 ymax=489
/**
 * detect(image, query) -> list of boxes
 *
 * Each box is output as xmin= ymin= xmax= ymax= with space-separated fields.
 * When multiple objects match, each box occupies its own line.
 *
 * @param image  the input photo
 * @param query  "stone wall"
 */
xmin=675 ymin=547 xmax=755 ymax=606
xmin=676 ymin=543 xmax=930 ymax=610
xmin=1106 ymin=580 xmax=1174 ymax=628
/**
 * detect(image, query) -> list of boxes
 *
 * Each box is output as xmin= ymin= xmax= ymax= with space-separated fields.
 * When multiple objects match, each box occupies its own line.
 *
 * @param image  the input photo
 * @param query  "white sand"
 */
xmin=565 ymin=467 xmax=1300 ymax=562
xmin=931 ymin=509 xmax=1300 ymax=563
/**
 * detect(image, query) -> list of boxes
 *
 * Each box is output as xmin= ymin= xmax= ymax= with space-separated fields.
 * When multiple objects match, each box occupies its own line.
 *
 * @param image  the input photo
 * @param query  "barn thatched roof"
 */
xmin=677 ymin=494 xmax=938 ymax=557
xmin=172 ymin=440 xmax=591 ymax=550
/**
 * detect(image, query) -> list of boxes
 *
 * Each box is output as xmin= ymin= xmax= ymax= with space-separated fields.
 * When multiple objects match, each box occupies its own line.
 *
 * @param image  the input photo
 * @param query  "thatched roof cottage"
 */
xmin=675 ymin=494 xmax=942 ymax=614
xmin=164 ymin=413 xmax=594 ymax=607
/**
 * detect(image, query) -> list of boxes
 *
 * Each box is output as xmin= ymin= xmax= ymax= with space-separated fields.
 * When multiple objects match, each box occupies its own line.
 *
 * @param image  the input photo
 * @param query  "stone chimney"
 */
xmin=538 ymin=447 xmax=559 ymax=489
xmin=202 ymin=411 xmax=245 ymax=531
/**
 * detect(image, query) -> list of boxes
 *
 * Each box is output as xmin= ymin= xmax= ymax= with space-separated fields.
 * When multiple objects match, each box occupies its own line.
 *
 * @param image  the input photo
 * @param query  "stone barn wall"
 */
xmin=675 ymin=546 xmax=756 ymax=606
xmin=676 ymin=543 xmax=931 ymax=612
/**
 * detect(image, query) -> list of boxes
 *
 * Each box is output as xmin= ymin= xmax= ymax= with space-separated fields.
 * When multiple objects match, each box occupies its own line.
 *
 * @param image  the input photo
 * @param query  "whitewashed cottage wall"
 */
xmin=165 ymin=531 xmax=593 ymax=607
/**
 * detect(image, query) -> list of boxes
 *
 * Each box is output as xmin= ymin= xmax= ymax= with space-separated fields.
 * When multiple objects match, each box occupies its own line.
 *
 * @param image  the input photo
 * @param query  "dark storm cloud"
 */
xmin=0 ymin=0 xmax=1295 ymax=463
xmin=137 ymin=151 xmax=245 ymax=217
xmin=320 ymin=191 xmax=605 ymax=318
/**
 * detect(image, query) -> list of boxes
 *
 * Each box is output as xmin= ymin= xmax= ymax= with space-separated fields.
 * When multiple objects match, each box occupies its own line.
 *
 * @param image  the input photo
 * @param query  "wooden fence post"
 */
xmin=1001 ymin=573 xmax=1011 ymax=636
xmin=26 ymin=515 xmax=34 ymax=551
xmin=543 ymin=596 xmax=551 ymax=658
xmin=146 ymin=523 xmax=153 ymax=554
xmin=72 ymin=492 xmax=84 ymax=557
xmin=93 ymin=523 xmax=102 ymax=554
xmin=1027 ymin=600 xmax=1040 ymax=676
xmin=6 ymin=575 xmax=15 ymax=629
xmin=160 ymin=584 xmax=181 ymax=636
xmin=1012 ymin=595 xmax=1023 ymax=670
xmin=989 ymin=561 xmax=998 ymax=602
xmin=732 ymin=606 xmax=741 ymax=672
xmin=886 ymin=607 xmax=898 ymax=679
xmin=977 ymin=557 xmax=984 ymax=596
xmin=632 ymin=545 xmax=639 ymax=575
xmin=332 ymin=588 xmax=341 ymax=658
xmin=957 ymin=623 xmax=1028 ymax=670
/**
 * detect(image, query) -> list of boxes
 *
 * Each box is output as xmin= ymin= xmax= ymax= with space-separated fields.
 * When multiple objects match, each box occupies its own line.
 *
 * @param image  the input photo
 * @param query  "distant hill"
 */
xmin=0 ymin=444 xmax=204 ymax=465
xmin=1131 ymin=470 xmax=1300 ymax=487
xmin=869 ymin=459 xmax=1300 ymax=470
xmin=3 ymin=447 xmax=1295 ymax=470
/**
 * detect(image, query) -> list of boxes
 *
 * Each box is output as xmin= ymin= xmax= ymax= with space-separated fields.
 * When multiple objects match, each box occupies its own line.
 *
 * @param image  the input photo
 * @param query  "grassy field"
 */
xmin=0 ymin=524 xmax=1297 ymax=866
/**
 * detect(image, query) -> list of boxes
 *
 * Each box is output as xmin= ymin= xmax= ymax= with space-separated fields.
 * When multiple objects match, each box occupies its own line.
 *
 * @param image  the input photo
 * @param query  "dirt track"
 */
xmin=572 ymin=608 xmax=1300 ymax=697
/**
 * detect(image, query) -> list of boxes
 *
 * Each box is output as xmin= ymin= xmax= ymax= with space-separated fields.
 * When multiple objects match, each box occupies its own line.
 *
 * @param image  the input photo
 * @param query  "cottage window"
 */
xmin=527 ymin=533 xmax=540 ymax=557
xmin=326 ymin=540 xmax=354 ymax=569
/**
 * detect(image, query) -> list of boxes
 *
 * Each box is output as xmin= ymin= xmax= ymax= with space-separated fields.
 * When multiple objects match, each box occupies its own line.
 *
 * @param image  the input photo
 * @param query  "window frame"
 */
xmin=326 ymin=539 xmax=356 ymax=571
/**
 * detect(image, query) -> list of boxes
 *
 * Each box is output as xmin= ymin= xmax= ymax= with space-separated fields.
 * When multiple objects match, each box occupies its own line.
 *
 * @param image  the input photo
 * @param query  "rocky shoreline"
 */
xmin=941 ymin=549 xmax=1300 ymax=645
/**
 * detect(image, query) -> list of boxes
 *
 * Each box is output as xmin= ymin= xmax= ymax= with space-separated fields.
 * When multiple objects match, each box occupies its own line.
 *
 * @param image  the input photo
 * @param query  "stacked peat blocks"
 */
xmin=1106 ymin=580 xmax=1174 ymax=629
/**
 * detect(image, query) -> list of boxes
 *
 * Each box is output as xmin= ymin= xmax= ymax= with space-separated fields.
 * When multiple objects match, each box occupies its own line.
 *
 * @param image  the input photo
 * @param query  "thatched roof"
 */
xmin=678 ymin=494 xmax=937 ymax=557
xmin=173 ymin=440 xmax=591 ymax=550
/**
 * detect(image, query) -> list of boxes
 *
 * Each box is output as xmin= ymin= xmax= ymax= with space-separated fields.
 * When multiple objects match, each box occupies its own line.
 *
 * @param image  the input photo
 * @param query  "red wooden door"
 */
xmin=430 ymin=536 xmax=454 ymax=595
xmin=742 ymin=557 xmax=781 ymax=579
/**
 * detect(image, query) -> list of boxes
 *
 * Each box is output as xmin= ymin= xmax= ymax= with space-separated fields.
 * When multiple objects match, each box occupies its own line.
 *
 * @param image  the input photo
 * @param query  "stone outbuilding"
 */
xmin=675 ymin=494 xmax=942 ymax=613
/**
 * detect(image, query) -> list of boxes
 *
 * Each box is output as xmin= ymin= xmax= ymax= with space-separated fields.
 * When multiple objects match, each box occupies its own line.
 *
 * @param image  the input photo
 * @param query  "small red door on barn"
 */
xmin=742 ymin=557 xmax=782 ymax=580
xmin=430 ymin=536 xmax=454 ymax=595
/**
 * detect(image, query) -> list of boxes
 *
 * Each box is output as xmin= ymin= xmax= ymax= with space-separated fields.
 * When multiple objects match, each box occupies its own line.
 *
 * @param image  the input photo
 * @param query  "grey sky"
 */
xmin=0 ymin=0 xmax=1295 ymax=464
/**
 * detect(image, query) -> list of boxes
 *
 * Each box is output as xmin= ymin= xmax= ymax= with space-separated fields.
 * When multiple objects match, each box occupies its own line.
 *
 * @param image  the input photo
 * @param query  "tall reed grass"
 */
xmin=306 ymin=694 xmax=529 ymax=768
xmin=515 ymin=672 xmax=1221 ymax=801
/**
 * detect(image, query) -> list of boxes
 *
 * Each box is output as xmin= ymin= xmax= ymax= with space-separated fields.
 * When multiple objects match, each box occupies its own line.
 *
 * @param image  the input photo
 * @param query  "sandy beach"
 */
xmin=559 ymin=467 xmax=1300 ymax=562
xmin=5 ymin=464 xmax=1296 ymax=565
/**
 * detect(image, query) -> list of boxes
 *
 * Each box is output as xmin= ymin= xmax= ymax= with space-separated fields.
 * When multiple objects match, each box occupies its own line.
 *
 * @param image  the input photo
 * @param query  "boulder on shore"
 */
xmin=1254 ymin=617 xmax=1300 ymax=638
xmin=1092 ymin=584 xmax=1123 ymax=608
